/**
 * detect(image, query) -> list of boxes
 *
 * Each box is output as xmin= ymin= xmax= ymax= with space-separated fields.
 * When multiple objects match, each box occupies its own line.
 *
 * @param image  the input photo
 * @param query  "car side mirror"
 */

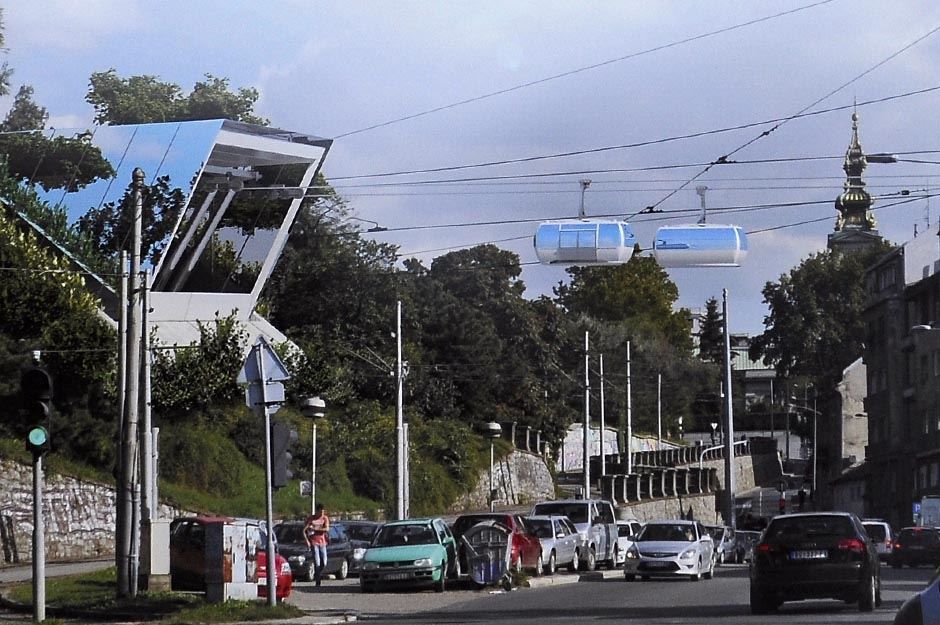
xmin=556 ymin=532 xmax=565 ymax=539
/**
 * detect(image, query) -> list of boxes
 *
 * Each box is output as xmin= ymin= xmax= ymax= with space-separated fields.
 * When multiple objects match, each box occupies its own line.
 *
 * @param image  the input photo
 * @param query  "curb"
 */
xmin=526 ymin=569 xmax=621 ymax=588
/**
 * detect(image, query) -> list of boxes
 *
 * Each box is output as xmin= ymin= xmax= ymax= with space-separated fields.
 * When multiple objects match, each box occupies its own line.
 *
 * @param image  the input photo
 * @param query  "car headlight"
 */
xmin=626 ymin=546 xmax=639 ymax=559
xmin=679 ymin=548 xmax=697 ymax=560
xmin=280 ymin=561 xmax=292 ymax=575
xmin=353 ymin=548 xmax=367 ymax=561
xmin=413 ymin=558 xmax=434 ymax=567
xmin=288 ymin=555 xmax=305 ymax=564
xmin=362 ymin=561 xmax=379 ymax=570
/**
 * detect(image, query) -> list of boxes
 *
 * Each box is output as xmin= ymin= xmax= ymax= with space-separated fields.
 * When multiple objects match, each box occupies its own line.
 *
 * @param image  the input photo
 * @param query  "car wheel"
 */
xmin=704 ymin=559 xmax=714 ymax=580
xmin=568 ymin=549 xmax=580 ymax=573
xmin=533 ymin=555 xmax=544 ymax=577
xmin=719 ymin=551 xmax=725 ymax=565
xmin=336 ymin=558 xmax=349 ymax=581
xmin=305 ymin=561 xmax=316 ymax=583
xmin=585 ymin=547 xmax=597 ymax=572
xmin=435 ymin=566 xmax=446 ymax=593
xmin=690 ymin=559 xmax=702 ymax=581
xmin=452 ymin=556 xmax=462 ymax=580
xmin=875 ymin=576 xmax=883 ymax=608
xmin=859 ymin=574 xmax=876 ymax=612
xmin=514 ymin=556 xmax=522 ymax=574
xmin=624 ymin=574 xmax=636 ymax=582
xmin=547 ymin=552 xmax=556 ymax=575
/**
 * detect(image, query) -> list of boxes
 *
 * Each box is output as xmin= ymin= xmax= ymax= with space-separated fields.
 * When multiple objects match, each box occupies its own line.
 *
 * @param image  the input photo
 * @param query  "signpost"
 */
xmin=238 ymin=338 xmax=290 ymax=606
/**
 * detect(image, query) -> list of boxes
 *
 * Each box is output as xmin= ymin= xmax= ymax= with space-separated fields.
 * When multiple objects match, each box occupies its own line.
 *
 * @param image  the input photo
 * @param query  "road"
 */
xmin=289 ymin=563 xmax=933 ymax=624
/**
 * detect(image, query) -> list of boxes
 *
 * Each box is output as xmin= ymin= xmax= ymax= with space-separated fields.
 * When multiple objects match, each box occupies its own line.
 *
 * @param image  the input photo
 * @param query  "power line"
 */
xmin=333 ymin=0 xmax=836 ymax=138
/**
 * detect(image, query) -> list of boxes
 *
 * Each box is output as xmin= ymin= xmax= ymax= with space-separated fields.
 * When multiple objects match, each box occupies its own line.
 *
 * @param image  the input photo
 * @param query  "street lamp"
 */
xmin=709 ymin=422 xmax=718 ymax=446
xmin=482 ymin=422 xmax=502 ymax=512
xmin=301 ymin=396 xmax=326 ymax=515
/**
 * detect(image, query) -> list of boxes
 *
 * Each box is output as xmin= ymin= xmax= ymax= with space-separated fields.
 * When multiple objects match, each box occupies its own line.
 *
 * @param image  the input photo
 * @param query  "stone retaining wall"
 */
xmin=451 ymin=449 xmax=555 ymax=512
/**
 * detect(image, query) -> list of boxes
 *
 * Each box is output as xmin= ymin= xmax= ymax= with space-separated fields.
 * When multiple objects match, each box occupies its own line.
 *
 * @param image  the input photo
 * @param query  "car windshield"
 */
xmin=527 ymin=519 xmax=553 ymax=539
xmin=373 ymin=524 xmax=438 ymax=547
xmin=863 ymin=524 xmax=887 ymax=542
xmin=639 ymin=524 xmax=695 ymax=542
xmin=766 ymin=516 xmax=854 ymax=540
xmin=531 ymin=503 xmax=588 ymax=524
xmin=274 ymin=524 xmax=305 ymax=544
xmin=345 ymin=524 xmax=378 ymax=542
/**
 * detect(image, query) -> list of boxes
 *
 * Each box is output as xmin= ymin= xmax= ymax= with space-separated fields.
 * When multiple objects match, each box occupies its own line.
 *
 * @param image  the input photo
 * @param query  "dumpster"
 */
xmin=461 ymin=520 xmax=512 ymax=588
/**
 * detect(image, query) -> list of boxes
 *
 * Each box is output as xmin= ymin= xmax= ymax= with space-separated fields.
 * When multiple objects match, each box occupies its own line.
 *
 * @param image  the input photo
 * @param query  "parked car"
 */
xmin=530 ymin=499 xmax=619 ymax=570
xmin=615 ymin=519 xmax=643 ymax=567
xmin=274 ymin=520 xmax=353 ymax=581
xmin=705 ymin=525 xmax=736 ymax=564
xmin=734 ymin=530 xmax=762 ymax=563
xmin=891 ymin=527 xmax=940 ymax=568
xmin=623 ymin=519 xmax=715 ymax=582
xmin=862 ymin=519 xmax=893 ymax=561
xmin=524 ymin=515 xmax=583 ymax=575
xmin=452 ymin=513 xmax=541 ymax=574
xmin=170 ymin=515 xmax=292 ymax=600
xmin=893 ymin=568 xmax=940 ymax=625
xmin=339 ymin=520 xmax=381 ymax=574
xmin=749 ymin=512 xmax=881 ymax=614
xmin=359 ymin=518 xmax=459 ymax=593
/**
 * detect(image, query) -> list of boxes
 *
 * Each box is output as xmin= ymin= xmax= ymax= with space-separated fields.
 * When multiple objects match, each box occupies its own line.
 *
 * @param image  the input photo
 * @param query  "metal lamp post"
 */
xmin=301 ymin=396 xmax=326 ymax=515
xmin=482 ymin=422 xmax=503 ymax=512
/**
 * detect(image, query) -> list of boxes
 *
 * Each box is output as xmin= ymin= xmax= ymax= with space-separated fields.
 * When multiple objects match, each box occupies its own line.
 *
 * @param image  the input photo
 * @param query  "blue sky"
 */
xmin=5 ymin=1 xmax=940 ymax=334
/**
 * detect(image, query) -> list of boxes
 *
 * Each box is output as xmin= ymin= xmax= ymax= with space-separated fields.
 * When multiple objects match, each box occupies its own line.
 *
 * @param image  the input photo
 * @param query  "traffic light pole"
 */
xmin=32 ymin=453 xmax=45 ymax=622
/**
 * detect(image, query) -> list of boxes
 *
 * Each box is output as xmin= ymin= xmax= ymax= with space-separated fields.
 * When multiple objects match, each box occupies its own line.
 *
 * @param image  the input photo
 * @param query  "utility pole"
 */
xmin=722 ymin=289 xmax=736 ymax=529
xmin=115 ymin=250 xmax=127 ymax=583
xmin=583 ymin=331 xmax=590 ymax=499
xmin=396 ymin=301 xmax=404 ymax=519
xmin=599 ymin=354 xmax=606 ymax=477
xmin=657 ymin=373 xmax=662 ymax=446
xmin=117 ymin=168 xmax=144 ymax=597
xmin=626 ymin=341 xmax=633 ymax=474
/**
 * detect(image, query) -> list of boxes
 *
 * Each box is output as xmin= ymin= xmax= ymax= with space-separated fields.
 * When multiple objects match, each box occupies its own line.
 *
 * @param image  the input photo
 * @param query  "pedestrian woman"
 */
xmin=305 ymin=503 xmax=330 ymax=586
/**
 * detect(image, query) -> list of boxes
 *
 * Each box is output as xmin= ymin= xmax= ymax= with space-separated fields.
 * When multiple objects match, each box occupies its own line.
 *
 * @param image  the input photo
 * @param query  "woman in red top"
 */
xmin=305 ymin=503 xmax=330 ymax=586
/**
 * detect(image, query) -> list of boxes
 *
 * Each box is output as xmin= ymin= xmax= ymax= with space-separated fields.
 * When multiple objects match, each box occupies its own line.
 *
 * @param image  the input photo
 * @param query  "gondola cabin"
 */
xmin=534 ymin=220 xmax=637 ymax=265
xmin=652 ymin=224 xmax=748 ymax=268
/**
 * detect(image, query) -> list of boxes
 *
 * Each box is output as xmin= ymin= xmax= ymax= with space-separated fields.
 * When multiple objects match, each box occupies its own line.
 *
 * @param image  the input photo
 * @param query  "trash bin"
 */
xmin=461 ymin=520 xmax=512 ymax=588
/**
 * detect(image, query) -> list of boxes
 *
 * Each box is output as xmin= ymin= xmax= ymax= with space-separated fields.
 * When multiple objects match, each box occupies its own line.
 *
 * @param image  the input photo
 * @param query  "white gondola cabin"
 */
xmin=652 ymin=224 xmax=748 ymax=268
xmin=535 ymin=220 xmax=637 ymax=265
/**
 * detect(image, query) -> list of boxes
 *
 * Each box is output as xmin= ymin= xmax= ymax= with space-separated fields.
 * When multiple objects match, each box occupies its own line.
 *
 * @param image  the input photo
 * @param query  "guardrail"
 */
xmin=599 ymin=467 xmax=720 ymax=504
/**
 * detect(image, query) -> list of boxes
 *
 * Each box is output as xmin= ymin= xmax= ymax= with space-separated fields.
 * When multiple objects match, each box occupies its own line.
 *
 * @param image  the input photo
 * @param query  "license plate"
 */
xmin=645 ymin=561 xmax=670 ymax=568
xmin=789 ymin=550 xmax=827 ymax=560
xmin=383 ymin=571 xmax=413 ymax=581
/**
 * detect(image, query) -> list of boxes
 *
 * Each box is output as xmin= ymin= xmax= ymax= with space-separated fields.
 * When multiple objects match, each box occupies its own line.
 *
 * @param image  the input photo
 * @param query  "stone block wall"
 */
xmin=617 ymin=493 xmax=721 ymax=526
xmin=452 ymin=449 xmax=555 ymax=512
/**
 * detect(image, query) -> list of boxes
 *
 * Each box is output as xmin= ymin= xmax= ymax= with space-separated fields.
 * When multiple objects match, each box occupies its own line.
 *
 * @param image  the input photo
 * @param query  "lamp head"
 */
xmin=301 ymin=396 xmax=326 ymax=419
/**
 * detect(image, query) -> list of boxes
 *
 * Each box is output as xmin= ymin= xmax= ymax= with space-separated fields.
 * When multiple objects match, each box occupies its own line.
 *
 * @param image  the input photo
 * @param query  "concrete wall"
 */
xmin=452 ymin=449 xmax=555 ymax=512
xmin=0 ymin=458 xmax=181 ymax=565
xmin=618 ymin=493 xmax=722 ymax=526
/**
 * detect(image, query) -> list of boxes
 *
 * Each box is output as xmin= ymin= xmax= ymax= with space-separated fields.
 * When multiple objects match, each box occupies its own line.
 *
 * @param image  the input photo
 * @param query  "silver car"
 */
xmin=623 ymin=520 xmax=715 ymax=581
xmin=615 ymin=520 xmax=643 ymax=566
xmin=525 ymin=515 xmax=582 ymax=575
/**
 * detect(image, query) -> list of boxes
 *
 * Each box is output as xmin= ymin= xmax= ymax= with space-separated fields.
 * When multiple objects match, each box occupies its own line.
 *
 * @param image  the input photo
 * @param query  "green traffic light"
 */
xmin=28 ymin=426 xmax=48 ymax=447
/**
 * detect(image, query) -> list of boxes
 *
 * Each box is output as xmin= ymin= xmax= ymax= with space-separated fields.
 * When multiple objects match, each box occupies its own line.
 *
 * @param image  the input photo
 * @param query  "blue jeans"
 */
xmin=311 ymin=543 xmax=327 ymax=582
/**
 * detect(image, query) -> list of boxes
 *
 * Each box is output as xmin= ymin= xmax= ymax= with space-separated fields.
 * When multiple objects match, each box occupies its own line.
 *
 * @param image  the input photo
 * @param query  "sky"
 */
xmin=5 ymin=0 xmax=940 ymax=335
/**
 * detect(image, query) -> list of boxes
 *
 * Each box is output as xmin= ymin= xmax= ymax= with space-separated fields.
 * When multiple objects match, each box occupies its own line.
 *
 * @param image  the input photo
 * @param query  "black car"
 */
xmin=340 ymin=520 xmax=381 ymax=573
xmin=891 ymin=527 xmax=940 ymax=568
xmin=749 ymin=512 xmax=881 ymax=614
xmin=274 ymin=520 xmax=354 ymax=581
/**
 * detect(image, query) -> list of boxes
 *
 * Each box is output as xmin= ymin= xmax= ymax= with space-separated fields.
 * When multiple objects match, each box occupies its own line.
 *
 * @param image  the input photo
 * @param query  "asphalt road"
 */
xmin=289 ymin=563 xmax=935 ymax=624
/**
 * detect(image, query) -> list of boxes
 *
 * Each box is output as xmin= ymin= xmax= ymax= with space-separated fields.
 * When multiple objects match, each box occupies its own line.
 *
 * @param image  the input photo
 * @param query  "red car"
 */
xmin=256 ymin=549 xmax=293 ymax=600
xmin=452 ymin=513 xmax=541 ymax=573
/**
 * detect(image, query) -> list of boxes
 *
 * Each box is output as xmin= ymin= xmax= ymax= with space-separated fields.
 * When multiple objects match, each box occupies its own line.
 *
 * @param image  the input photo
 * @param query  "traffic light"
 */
xmin=270 ymin=420 xmax=298 ymax=489
xmin=20 ymin=365 xmax=53 ymax=457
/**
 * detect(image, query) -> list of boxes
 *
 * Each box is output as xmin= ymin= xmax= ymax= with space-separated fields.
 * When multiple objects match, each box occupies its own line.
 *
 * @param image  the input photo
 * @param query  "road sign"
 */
xmin=238 ymin=338 xmax=290 ymax=409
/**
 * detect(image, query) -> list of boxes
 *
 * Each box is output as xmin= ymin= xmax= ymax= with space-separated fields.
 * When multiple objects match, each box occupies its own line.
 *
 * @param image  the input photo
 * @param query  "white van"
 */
xmin=530 ymin=499 xmax=619 ymax=570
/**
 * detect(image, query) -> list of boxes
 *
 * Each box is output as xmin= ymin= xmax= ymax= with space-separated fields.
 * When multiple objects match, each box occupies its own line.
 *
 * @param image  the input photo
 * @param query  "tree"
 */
xmin=749 ymin=242 xmax=894 ymax=384
xmin=698 ymin=296 xmax=724 ymax=364
xmin=1 ymin=85 xmax=47 ymax=131
xmin=87 ymin=70 xmax=268 ymax=126
xmin=555 ymin=251 xmax=692 ymax=352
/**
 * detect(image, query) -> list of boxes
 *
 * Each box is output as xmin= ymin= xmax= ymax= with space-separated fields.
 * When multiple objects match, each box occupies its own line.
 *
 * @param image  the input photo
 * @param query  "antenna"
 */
xmin=696 ymin=185 xmax=708 ymax=224
xmin=578 ymin=179 xmax=592 ymax=218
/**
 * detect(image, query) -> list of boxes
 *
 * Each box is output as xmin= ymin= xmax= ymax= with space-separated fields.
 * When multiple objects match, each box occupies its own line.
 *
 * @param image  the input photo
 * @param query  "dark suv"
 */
xmin=749 ymin=512 xmax=881 ymax=614
xmin=890 ymin=527 xmax=940 ymax=568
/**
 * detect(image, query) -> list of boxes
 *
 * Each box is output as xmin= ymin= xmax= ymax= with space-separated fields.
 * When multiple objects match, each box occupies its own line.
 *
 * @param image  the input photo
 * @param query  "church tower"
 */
xmin=827 ymin=112 xmax=884 ymax=253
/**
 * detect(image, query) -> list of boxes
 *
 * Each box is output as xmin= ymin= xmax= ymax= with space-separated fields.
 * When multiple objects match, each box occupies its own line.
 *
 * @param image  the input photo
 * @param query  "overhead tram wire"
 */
xmin=635 ymin=22 xmax=940 ymax=218
xmin=329 ymin=84 xmax=940 ymax=182
xmin=332 ymin=0 xmax=836 ymax=139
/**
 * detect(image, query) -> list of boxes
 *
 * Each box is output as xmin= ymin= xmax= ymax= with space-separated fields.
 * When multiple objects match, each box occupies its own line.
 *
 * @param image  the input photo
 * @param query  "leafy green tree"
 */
xmin=555 ymin=252 xmax=692 ymax=352
xmin=1 ymin=85 xmax=47 ymax=131
xmin=87 ymin=70 xmax=268 ymax=126
xmin=698 ymin=296 xmax=724 ymax=364
xmin=749 ymin=242 xmax=894 ymax=384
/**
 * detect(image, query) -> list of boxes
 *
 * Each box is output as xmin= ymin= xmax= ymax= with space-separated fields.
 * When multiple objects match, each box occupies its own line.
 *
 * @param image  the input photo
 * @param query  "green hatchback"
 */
xmin=360 ymin=518 xmax=459 ymax=592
